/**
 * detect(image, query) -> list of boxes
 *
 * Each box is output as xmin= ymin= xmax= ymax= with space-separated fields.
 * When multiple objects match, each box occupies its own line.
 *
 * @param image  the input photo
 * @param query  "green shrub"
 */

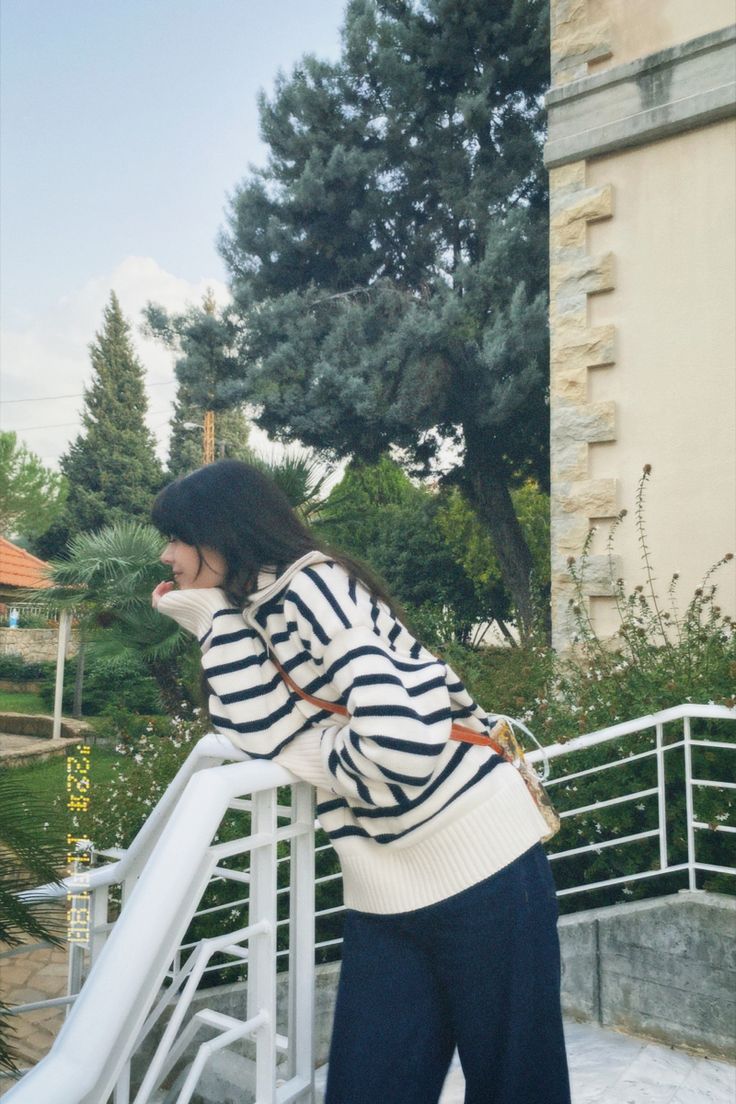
xmin=0 ymin=655 xmax=53 ymax=681
xmin=75 ymin=712 xmax=207 ymax=850
xmin=39 ymin=652 xmax=164 ymax=716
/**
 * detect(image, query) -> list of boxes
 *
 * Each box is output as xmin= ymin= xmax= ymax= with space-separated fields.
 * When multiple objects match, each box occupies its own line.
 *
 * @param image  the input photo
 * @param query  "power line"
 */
xmin=5 ymin=421 xmax=81 ymax=431
xmin=9 ymin=405 xmax=174 ymax=432
xmin=0 ymin=378 xmax=177 ymax=404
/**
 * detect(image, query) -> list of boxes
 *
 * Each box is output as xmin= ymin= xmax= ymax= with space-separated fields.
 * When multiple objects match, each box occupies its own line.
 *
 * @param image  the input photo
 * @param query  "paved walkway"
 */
xmin=314 ymin=1021 xmax=735 ymax=1103
xmin=0 ymin=729 xmax=86 ymax=765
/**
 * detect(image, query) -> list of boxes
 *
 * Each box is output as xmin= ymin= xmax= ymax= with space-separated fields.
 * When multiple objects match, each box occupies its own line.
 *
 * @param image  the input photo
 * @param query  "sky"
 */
xmin=0 ymin=0 xmax=347 ymax=468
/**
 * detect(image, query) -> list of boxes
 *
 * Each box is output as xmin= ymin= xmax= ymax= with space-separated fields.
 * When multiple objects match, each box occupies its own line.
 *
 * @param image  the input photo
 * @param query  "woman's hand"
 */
xmin=152 ymin=580 xmax=175 ymax=609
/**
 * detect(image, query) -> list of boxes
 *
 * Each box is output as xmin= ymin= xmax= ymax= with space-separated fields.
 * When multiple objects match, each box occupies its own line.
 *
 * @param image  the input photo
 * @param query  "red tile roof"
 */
xmin=0 ymin=537 xmax=52 ymax=588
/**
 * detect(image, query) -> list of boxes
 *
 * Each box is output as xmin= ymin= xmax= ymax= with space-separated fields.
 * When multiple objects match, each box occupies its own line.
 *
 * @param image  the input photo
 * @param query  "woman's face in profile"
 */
xmin=160 ymin=538 xmax=226 ymax=590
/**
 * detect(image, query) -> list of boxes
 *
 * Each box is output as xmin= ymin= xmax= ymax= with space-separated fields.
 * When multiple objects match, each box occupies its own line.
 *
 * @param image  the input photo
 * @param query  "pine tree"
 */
xmin=218 ymin=0 xmax=550 ymax=635
xmin=143 ymin=290 xmax=251 ymax=475
xmin=60 ymin=293 xmax=163 ymax=536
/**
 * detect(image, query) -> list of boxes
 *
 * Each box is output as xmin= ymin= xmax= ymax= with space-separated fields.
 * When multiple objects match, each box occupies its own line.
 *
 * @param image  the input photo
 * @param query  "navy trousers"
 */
xmin=325 ymin=844 xmax=571 ymax=1104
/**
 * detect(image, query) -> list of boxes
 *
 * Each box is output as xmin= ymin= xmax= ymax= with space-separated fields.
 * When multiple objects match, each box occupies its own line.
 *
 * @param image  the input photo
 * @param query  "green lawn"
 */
xmin=0 ymin=689 xmax=48 ymax=713
xmin=11 ymin=746 xmax=121 ymax=803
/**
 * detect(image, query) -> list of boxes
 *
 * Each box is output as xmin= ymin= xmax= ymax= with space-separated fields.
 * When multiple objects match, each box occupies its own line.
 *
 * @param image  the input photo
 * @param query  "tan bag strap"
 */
xmin=268 ymin=652 xmax=510 ymax=760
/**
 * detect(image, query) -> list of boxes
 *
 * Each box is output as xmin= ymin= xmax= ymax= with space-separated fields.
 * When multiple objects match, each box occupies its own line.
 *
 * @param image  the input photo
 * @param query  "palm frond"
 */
xmin=0 ymin=776 xmax=66 ymax=949
xmin=252 ymin=448 xmax=333 ymax=520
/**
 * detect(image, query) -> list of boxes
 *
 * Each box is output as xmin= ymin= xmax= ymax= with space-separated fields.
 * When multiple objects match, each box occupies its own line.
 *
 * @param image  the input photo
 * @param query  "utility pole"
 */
xmin=203 ymin=410 xmax=215 ymax=464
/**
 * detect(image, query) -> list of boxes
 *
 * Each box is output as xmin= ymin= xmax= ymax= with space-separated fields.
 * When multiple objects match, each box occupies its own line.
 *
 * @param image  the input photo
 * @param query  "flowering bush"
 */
xmin=69 ymin=710 xmax=209 ymax=851
xmin=448 ymin=468 xmax=735 ymax=909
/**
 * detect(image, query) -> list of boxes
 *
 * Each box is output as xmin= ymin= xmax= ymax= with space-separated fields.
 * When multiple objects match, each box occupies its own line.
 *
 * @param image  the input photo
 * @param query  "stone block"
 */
xmin=553 ymin=400 xmax=617 ymax=444
xmin=548 ymin=161 xmax=587 ymax=198
xmin=550 ymin=252 xmax=615 ymax=308
xmin=551 ymin=0 xmax=612 ymax=86
xmin=551 ymin=185 xmax=614 ymax=248
xmin=555 ymin=479 xmax=618 ymax=518
xmin=551 ymin=554 xmax=621 ymax=599
xmin=551 ymin=322 xmax=615 ymax=370
xmin=551 ymin=439 xmax=589 ymax=483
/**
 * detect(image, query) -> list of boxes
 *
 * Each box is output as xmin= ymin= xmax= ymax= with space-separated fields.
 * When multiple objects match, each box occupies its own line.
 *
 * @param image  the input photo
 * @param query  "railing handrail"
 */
xmin=3 ymin=755 xmax=300 ymax=1104
xmin=6 ymin=703 xmax=734 ymax=1100
xmin=23 ymin=733 xmax=255 ymax=902
xmin=525 ymin=703 xmax=736 ymax=766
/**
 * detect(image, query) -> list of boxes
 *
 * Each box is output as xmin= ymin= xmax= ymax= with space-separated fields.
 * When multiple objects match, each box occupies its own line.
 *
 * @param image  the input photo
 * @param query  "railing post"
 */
xmin=52 ymin=610 xmax=72 ymax=740
xmin=287 ymin=782 xmax=316 ymax=1101
xmin=249 ymin=786 xmax=278 ymax=1103
xmin=655 ymin=723 xmax=668 ymax=872
xmin=683 ymin=716 xmax=698 ymax=890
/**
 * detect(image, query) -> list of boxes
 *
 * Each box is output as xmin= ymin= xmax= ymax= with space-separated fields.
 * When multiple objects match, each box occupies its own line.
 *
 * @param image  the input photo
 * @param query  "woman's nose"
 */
xmin=160 ymin=543 xmax=173 ymax=565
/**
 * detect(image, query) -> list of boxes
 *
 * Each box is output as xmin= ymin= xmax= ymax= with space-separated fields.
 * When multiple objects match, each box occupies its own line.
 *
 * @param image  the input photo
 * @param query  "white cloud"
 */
xmin=0 ymin=256 xmax=230 ymax=468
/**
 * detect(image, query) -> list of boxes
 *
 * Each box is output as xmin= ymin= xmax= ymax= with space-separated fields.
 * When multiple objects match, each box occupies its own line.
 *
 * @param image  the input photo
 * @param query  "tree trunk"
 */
xmin=462 ymin=425 xmax=537 ymax=641
xmin=148 ymin=658 xmax=189 ymax=715
xmin=72 ymin=645 xmax=85 ymax=719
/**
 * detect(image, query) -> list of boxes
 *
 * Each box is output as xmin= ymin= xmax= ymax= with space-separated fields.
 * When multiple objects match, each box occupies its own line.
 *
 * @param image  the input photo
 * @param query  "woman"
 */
xmin=151 ymin=459 xmax=571 ymax=1104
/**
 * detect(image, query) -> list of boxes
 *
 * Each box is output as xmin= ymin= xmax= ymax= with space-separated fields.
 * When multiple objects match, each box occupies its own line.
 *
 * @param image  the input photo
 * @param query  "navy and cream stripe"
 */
xmin=157 ymin=551 xmax=548 ymax=914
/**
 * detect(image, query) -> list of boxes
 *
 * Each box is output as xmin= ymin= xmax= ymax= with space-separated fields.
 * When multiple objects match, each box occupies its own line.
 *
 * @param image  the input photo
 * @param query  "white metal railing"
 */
xmin=526 ymin=703 xmax=736 ymax=897
xmin=2 ymin=736 xmax=315 ymax=1104
xmin=3 ymin=704 xmax=734 ymax=1102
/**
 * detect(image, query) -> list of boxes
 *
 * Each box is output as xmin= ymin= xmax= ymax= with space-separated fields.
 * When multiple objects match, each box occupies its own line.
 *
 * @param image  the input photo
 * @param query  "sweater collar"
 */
xmin=245 ymin=550 xmax=333 ymax=608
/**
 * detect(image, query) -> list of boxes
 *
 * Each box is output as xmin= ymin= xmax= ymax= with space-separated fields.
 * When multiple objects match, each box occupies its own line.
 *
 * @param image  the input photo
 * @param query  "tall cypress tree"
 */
xmin=60 ymin=292 xmax=163 ymax=535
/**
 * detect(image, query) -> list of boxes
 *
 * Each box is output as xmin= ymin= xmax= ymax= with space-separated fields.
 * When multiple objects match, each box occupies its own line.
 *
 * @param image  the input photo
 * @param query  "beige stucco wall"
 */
xmin=547 ymin=1 xmax=736 ymax=647
xmin=552 ymin=0 xmax=735 ymax=86
xmin=587 ymin=0 xmax=735 ymax=71
xmin=585 ymin=120 xmax=736 ymax=637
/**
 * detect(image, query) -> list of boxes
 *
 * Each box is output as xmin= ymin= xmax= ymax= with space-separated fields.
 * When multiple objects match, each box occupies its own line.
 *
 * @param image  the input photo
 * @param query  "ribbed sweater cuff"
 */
xmin=156 ymin=588 xmax=229 ymax=640
xmin=276 ymin=732 xmax=335 ymax=792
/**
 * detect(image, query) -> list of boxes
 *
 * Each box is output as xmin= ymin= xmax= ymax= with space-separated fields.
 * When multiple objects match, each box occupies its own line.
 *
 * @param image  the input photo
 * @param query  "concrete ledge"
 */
xmin=559 ymin=890 xmax=736 ymax=1059
xmin=545 ymin=25 xmax=736 ymax=168
xmin=0 ymin=712 xmax=90 ymax=739
xmin=0 ymin=714 xmax=92 ymax=766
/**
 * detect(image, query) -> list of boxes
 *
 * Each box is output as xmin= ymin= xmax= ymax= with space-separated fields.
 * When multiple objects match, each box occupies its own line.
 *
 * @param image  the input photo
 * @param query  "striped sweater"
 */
xmin=157 ymin=550 xmax=547 ymax=913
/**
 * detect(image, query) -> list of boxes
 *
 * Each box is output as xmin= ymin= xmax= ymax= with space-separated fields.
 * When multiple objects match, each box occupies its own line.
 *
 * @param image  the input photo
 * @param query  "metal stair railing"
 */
xmin=525 ymin=702 xmax=735 ymax=896
xmin=308 ymin=703 xmax=736 ymax=960
xmin=1 ymin=739 xmax=316 ymax=1104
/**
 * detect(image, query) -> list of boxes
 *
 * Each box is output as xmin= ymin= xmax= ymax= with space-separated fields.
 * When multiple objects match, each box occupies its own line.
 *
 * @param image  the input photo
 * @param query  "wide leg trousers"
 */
xmin=325 ymin=843 xmax=571 ymax=1104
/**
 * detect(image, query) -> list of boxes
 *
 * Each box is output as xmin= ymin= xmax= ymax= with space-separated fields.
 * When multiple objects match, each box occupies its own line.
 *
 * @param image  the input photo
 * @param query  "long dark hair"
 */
xmin=151 ymin=459 xmax=400 ymax=613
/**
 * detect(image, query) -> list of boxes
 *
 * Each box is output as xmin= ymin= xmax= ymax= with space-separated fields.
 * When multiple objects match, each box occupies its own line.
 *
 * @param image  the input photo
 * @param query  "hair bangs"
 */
xmin=151 ymin=479 xmax=199 ymax=545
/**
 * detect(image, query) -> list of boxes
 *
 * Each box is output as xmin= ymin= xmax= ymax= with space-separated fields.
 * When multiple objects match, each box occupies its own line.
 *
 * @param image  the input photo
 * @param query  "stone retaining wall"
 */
xmin=0 ymin=712 xmax=89 ymax=740
xmin=559 ymin=889 xmax=735 ymax=1059
xmin=0 ymin=628 xmax=77 ymax=664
